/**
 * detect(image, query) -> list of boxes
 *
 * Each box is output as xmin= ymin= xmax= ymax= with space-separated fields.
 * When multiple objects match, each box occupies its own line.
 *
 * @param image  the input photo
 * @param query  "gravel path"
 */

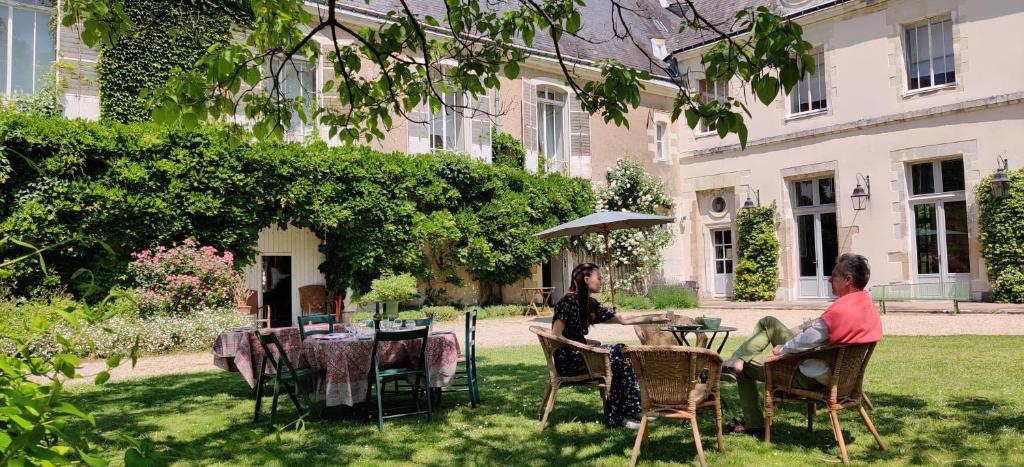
xmin=74 ymin=309 xmax=1024 ymax=384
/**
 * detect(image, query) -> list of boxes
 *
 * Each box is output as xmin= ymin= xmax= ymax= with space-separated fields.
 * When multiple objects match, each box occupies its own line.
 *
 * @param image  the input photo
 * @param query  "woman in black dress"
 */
xmin=551 ymin=262 xmax=671 ymax=428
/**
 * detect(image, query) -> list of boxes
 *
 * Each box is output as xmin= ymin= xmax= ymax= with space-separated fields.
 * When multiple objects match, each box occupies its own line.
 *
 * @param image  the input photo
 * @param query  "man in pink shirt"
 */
xmin=721 ymin=253 xmax=883 ymax=436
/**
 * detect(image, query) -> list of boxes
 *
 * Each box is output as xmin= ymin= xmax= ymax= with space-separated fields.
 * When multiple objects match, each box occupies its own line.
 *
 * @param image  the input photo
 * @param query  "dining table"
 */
xmin=212 ymin=324 xmax=461 ymax=407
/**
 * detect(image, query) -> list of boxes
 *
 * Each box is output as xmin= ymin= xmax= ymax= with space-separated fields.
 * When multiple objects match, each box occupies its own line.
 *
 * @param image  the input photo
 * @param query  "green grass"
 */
xmin=70 ymin=336 xmax=1024 ymax=466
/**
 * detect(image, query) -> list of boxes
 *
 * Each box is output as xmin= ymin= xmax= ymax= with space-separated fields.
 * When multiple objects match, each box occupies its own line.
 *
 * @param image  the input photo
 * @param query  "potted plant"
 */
xmin=234 ymin=285 xmax=254 ymax=315
xmin=358 ymin=273 xmax=419 ymax=320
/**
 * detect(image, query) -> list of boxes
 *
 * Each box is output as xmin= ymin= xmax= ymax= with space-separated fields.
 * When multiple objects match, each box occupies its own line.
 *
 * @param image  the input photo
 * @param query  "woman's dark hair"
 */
xmin=569 ymin=262 xmax=601 ymax=327
xmin=834 ymin=253 xmax=871 ymax=290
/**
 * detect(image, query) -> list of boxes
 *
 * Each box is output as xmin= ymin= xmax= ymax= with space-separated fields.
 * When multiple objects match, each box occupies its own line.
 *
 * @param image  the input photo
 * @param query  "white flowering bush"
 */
xmin=1 ymin=294 xmax=250 ymax=358
xmin=573 ymin=158 xmax=674 ymax=295
xmin=129 ymin=239 xmax=246 ymax=317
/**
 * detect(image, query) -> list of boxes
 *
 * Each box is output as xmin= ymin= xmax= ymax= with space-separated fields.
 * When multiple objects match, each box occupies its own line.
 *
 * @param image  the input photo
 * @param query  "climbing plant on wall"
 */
xmin=978 ymin=168 xmax=1024 ymax=303
xmin=733 ymin=202 xmax=780 ymax=301
xmin=96 ymin=0 xmax=249 ymax=122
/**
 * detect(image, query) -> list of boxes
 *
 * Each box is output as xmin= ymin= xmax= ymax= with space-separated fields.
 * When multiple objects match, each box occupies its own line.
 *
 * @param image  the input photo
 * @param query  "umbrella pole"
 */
xmin=603 ymin=230 xmax=616 ymax=309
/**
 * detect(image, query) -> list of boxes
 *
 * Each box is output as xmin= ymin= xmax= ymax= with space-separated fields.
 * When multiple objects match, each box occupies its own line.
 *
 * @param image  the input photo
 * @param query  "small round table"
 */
xmin=658 ymin=325 xmax=739 ymax=354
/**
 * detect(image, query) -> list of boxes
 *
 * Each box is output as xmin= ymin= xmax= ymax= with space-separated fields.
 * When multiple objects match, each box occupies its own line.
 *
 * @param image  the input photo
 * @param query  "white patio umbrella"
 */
xmin=534 ymin=210 xmax=675 ymax=307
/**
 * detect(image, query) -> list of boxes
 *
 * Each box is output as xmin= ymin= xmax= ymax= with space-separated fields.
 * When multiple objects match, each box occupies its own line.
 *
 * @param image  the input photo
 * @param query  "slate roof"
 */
xmin=334 ymin=0 xmax=683 ymax=78
xmin=331 ymin=1 xmax=852 ymax=76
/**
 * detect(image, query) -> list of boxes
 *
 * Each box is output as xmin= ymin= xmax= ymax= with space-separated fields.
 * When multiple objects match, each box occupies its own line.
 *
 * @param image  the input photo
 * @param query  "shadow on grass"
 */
xmin=71 ymin=356 xmax=1024 ymax=466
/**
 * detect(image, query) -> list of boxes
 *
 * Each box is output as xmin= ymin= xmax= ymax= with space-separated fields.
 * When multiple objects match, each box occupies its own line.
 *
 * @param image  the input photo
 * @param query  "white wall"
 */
xmin=242 ymin=225 xmax=327 ymax=325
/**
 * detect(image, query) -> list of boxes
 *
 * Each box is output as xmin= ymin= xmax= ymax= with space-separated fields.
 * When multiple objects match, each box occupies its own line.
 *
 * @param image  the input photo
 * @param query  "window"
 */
xmin=537 ymin=87 xmax=566 ymax=172
xmin=909 ymin=158 xmax=965 ymax=195
xmin=266 ymin=57 xmax=316 ymax=140
xmin=794 ymin=177 xmax=835 ymax=207
xmin=0 ymin=3 xmax=54 ymax=95
xmin=430 ymin=91 xmax=466 ymax=151
xmin=905 ymin=16 xmax=955 ymax=91
xmin=655 ymin=122 xmax=667 ymax=161
xmin=710 ymin=196 xmax=727 ymax=214
xmin=789 ymin=49 xmax=827 ymax=115
xmin=653 ymin=19 xmax=669 ymax=34
xmin=697 ymin=79 xmax=728 ymax=134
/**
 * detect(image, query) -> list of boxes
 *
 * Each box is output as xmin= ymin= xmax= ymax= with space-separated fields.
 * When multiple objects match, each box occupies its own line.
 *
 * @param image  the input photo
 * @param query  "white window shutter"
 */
xmin=522 ymin=81 xmax=538 ymax=173
xmin=469 ymin=92 xmax=492 ymax=163
xmin=408 ymin=101 xmax=431 ymax=154
xmin=568 ymin=93 xmax=591 ymax=179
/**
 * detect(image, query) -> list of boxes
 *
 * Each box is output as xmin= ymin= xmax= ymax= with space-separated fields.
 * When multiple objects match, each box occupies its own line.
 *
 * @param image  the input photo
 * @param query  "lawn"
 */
xmin=70 ymin=336 xmax=1024 ymax=466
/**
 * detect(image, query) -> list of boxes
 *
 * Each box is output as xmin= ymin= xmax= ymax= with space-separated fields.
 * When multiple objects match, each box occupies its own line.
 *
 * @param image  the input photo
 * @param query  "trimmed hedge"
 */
xmin=0 ymin=112 xmax=592 ymax=300
xmin=733 ymin=203 xmax=779 ymax=301
xmin=978 ymin=168 xmax=1024 ymax=302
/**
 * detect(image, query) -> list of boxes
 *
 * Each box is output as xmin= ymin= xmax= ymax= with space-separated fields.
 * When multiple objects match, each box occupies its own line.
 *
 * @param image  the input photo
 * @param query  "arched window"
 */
xmin=536 ymin=86 xmax=566 ymax=170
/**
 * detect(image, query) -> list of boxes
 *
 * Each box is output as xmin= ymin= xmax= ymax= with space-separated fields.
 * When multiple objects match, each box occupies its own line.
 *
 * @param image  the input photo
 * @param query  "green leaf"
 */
xmin=754 ymin=76 xmax=779 ymax=105
xmin=503 ymin=61 xmax=519 ymax=80
xmin=567 ymin=12 xmax=581 ymax=34
xmin=94 ymin=371 xmax=111 ymax=385
xmin=105 ymin=354 xmax=123 ymax=368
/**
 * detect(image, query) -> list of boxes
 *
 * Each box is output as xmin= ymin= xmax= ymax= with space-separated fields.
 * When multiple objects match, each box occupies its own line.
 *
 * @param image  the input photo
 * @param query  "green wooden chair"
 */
xmin=297 ymin=314 xmax=335 ymax=341
xmin=253 ymin=332 xmax=323 ymax=424
xmin=366 ymin=326 xmax=433 ymax=431
xmin=439 ymin=308 xmax=480 ymax=407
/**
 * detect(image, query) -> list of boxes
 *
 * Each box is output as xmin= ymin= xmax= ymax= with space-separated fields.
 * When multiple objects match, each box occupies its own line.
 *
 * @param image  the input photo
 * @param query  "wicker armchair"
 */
xmin=624 ymin=346 xmax=724 ymax=467
xmin=298 ymin=285 xmax=329 ymax=316
xmin=764 ymin=343 xmax=885 ymax=465
xmin=633 ymin=315 xmax=707 ymax=347
xmin=529 ymin=325 xmax=612 ymax=432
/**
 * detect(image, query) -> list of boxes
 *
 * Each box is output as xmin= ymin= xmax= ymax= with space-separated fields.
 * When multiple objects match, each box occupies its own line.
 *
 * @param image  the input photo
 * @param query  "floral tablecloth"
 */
xmin=212 ymin=326 xmax=460 ymax=407
xmin=303 ymin=331 xmax=460 ymax=407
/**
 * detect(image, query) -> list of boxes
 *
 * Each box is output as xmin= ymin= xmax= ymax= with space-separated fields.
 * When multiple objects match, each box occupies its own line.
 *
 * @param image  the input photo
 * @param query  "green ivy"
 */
xmin=96 ymin=0 xmax=249 ymax=122
xmin=978 ymin=168 xmax=1024 ymax=303
xmin=491 ymin=130 xmax=526 ymax=169
xmin=0 ymin=112 xmax=592 ymax=301
xmin=733 ymin=203 xmax=780 ymax=301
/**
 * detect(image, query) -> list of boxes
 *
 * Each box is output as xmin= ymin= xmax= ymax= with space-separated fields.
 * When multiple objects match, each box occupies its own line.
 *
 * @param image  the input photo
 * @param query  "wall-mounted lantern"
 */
xmin=991 ymin=156 xmax=1011 ymax=199
xmin=741 ymin=185 xmax=760 ymax=210
xmin=851 ymin=174 xmax=871 ymax=211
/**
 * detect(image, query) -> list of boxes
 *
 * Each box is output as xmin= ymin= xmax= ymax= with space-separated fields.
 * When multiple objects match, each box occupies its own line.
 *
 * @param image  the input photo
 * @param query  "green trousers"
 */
xmin=730 ymin=316 xmax=818 ymax=428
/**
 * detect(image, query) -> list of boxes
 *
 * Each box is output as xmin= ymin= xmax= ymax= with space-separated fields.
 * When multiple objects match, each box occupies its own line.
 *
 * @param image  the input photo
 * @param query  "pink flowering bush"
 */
xmin=129 ymin=240 xmax=245 ymax=317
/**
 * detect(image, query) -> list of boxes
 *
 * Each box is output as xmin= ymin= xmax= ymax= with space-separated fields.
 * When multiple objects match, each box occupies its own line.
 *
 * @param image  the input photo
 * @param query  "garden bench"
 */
xmin=868 ymin=282 xmax=969 ymax=315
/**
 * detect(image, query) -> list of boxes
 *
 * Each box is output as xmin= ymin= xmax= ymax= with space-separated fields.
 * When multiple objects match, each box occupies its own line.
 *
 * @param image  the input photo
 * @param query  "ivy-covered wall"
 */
xmin=0 ymin=112 xmax=593 ymax=299
xmin=733 ymin=203 xmax=780 ymax=301
xmin=97 ymin=0 xmax=248 ymax=122
xmin=978 ymin=168 xmax=1024 ymax=303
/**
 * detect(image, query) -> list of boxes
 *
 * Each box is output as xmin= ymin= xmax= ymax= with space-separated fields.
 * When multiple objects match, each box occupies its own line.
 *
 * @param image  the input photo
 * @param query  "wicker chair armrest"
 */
xmin=765 ymin=345 xmax=843 ymax=392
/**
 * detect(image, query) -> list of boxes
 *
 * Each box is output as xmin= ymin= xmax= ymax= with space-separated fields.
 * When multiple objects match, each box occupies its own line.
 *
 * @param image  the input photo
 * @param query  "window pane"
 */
xmin=723 ymin=230 xmax=731 ymax=244
xmin=906 ymin=26 xmax=919 ymax=89
xmin=11 ymin=9 xmax=34 ymax=93
xmin=818 ymin=177 xmax=835 ymax=205
xmin=0 ymin=8 xmax=8 ymax=93
xmin=34 ymin=11 xmax=52 ymax=93
xmin=796 ymin=180 xmax=814 ymax=207
xmin=431 ymin=100 xmax=445 ymax=149
xmin=911 ymin=162 xmax=935 ymax=195
xmin=724 ymin=260 xmax=733 ymax=274
xmin=930 ymin=21 xmax=946 ymax=85
xmin=914 ymin=204 xmax=940 ymax=275
xmin=716 ymin=261 xmax=724 ymax=274
xmin=942 ymin=19 xmax=955 ymax=84
xmin=916 ymin=25 xmax=931 ymax=88
xmin=940 ymin=159 xmax=965 ymax=192
xmin=943 ymin=201 xmax=970 ymax=274
xmin=820 ymin=213 xmax=839 ymax=278
xmin=797 ymin=215 xmax=817 ymax=277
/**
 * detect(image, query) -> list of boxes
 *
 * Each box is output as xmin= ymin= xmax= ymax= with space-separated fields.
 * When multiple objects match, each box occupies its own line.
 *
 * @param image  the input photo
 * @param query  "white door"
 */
xmin=711 ymin=229 xmax=734 ymax=297
xmin=793 ymin=177 xmax=838 ymax=298
xmin=908 ymin=159 xmax=971 ymax=297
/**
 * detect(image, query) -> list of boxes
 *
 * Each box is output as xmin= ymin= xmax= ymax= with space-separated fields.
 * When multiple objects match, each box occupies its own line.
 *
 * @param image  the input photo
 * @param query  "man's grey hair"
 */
xmin=834 ymin=254 xmax=871 ymax=290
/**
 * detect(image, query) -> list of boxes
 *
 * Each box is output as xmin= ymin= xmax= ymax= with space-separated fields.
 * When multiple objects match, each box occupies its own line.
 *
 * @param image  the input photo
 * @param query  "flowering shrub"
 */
xmin=0 ymin=295 xmax=250 ymax=358
xmin=129 ymin=240 xmax=245 ymax=316
xmin=574 ymin=158 xmax=674 ymax=295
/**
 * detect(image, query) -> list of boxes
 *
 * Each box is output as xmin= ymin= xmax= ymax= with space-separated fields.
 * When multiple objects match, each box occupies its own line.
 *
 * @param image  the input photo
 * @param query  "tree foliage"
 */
xmin=63 ymin=0 xmax=815 ymax=147
xmin=978 ymin=168 xmax=1024 ymax=303
xmin=733 ymin=202 xmax=779 ymax=301
xmin=491 ymin=130 xmax=526 ymax=169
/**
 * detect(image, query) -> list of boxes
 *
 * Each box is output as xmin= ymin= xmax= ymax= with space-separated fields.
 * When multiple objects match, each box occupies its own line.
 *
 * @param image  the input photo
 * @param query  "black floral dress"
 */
xmin=552 ymin=294 xmax=642 ymax=426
